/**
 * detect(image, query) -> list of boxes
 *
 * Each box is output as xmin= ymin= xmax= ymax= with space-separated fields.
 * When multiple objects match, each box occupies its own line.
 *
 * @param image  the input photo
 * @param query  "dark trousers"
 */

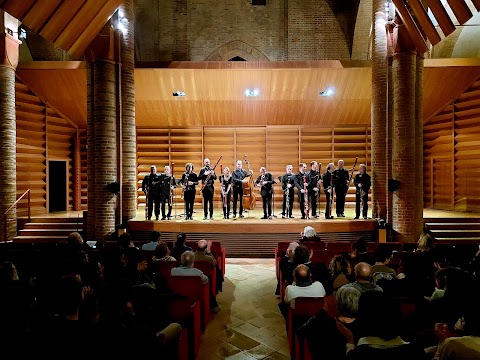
xmin=262 ymin=194 xmax=272 ymax=217
xmin=298 ymin=191 xmax=306 ymax=217
xmin=324 ymin=190 xmax=333 ymax=218
xmin=222 ymin=193 xmax=231 ymax=218
xmin=160 ymin=201 xmax=172 ymax=218
xmin=147 ymin=195 xmax=160 ymax=219
xmin=202 ymin=190 xmax=214 ymax=217
xmin=233 ymin=186 xmax=243 ymax=215
xmin=282 ymin=189 xmax=294 ymax=216
xmin=335 ymin=188 xmax=346 ymax=215
xmin=356 ymin=191 xmax=368 ymax=218
xmin=308 ymin=190 xmax=318 ymax=216
xmin=184 ymin=190 xmax=195 ymax=218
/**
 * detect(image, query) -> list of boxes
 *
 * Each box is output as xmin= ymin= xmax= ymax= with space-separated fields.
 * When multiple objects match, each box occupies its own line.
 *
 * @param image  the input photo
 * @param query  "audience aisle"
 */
xmin=197 ymin=259 xmax=289 ymax=360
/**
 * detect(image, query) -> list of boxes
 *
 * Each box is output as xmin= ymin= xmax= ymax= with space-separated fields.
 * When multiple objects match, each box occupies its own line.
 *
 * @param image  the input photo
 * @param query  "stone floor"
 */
xmin=197 ymin=258 xmax=290 ymax=360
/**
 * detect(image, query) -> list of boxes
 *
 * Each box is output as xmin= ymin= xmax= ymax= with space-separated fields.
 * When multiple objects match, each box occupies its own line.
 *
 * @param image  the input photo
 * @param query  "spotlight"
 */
xmin=245 ymin=89 xmax=260 ymax=97
xmin=173 ymin=91 xmax=186 ymax=97
xmin=319 ymin=87 xmax=335 ymax=97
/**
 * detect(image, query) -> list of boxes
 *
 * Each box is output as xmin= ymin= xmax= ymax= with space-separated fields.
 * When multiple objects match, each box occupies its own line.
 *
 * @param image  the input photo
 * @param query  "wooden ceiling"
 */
xmin=16 ymin=60 xmax=480 ymax=128
xmin=0 ymin=0 xmax=122 ymax=57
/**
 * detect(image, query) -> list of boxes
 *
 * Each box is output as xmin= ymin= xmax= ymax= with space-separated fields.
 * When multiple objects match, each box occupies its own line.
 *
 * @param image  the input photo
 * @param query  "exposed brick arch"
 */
xmin=206 ymin=40 xmax=270 ymax=61
xmin=351 ymin=0 xmax=372 ymax=60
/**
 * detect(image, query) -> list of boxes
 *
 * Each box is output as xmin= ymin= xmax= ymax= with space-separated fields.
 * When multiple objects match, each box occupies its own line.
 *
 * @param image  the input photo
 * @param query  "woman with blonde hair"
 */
xmin=329 ymin=254 xmax=352 ymax=292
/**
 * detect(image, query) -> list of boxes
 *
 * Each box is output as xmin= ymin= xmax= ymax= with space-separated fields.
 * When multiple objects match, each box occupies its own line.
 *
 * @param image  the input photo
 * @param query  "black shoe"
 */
xmin=210 ymin=216 xmax=214 ymax=220
xmin=223 ymin=216 xmax=226 ymax=219
xmin=337 ymin=214 xmax=341 ymax=218
xmin=167 ymin=216 xmax=171 ymax=220
xmin=233 ymin=214 xmax=236 ymax=218
xmin=363 ymin=216 xmax=368 ymax=219
xmin=341 ymin=214 xmax=345 ymax=217
xmin=354 ymin=216 xmax=359 ymax=219
xmin=268 ymin=216 xmax=272 ymax=219
xmin=203 ymin=216 xmax=207 ymax=220
xmin=301 ymin=215 xmax=306 ymax=219
xmin=289 ymin=215 xmax=294 ymax=219
xmin=261 ymin=215 xmax=268 ymax=219
xmin=156 ymin=216 xmax=159 ymax=221
xmin=282 ymin=215 xmax=286 ymax=219
xmin=161 ymin=217 xmax=166 ymax=220
xmin=239 ymin=214 xmax=244 ymax=218
xmin=147 ymin=217 xmax=152 ymax=221
xmin=227 ymin=215 xmax=230 ymax=219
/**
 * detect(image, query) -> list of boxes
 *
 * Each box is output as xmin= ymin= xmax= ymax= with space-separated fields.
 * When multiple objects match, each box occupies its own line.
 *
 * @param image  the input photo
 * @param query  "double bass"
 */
xmin=242 ymin=154 xmax=256 ymax=211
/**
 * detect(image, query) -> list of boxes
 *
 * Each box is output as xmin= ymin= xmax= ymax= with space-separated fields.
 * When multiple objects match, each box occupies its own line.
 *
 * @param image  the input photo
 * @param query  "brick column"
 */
xmin=392 ymin=51 xmax=417 ymax=243
xmin=415 ymin=54 xmax=424 ymax=237
xmin=86 ymin=26 xmax=118 ymax=241
xmin=387 ymin=57 xmax=394 ymax=224
xmin=0 ymin=29 xmax=21 ymax=242
xmin=119 ymin=0 xmax=137 ymax=222
xmin=371 ymin=0 xmax=388 ymax=220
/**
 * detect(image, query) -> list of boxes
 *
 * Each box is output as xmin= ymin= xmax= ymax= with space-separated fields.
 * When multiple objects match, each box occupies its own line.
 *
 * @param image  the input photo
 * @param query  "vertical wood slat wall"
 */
xmin=15 ymin=79 xmax=77 ymax=215
xmin=424 ymin=78 xmax=480 ymax=212
xmin=136 ymin=126 xmax=371 ymax=212
xmin=79 ymin=129 xmax=88 ymax=210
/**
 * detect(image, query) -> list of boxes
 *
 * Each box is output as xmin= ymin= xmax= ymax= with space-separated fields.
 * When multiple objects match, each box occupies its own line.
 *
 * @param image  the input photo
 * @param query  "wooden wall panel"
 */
xmin=79 ymin=129 xmax=87 ymax=210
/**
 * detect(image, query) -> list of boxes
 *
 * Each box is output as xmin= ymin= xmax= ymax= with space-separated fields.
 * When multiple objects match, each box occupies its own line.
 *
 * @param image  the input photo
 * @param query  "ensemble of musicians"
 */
xmin=142 ymin=158 xmax=371 ymax=221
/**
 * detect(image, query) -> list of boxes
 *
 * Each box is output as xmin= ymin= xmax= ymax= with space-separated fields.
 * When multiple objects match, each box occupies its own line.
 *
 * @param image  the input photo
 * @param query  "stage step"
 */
xmin=424 ymin=217 xmax=480 ymax=243
xmin=14 ymin=216 xmax=84 ymax=244
xmin=424 ymin=217 xmax=480 ymax=223
xmin=14 ymin=236 xmax=69 ymax=243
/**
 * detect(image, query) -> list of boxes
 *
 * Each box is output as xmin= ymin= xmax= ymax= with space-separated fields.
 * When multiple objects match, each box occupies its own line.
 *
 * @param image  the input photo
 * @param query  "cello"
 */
xmin=242 ymin=154 xmax=256 ymax=211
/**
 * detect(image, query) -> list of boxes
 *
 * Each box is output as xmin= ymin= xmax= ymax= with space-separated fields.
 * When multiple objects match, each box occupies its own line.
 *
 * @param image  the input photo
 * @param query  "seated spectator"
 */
xmin=300 ymin=226 xmax=321 ymax=243
xmin=284 ymin=245 xmax=313 ymax=284
xmin=170 ymin=233 xmax=192 ymax=260
xmin=194 ymin=239 xmax=224 ymax=292
xmin=330 ymin=254 xmax=352 ymax=292
xmin=342 ymin=262 xmax=383 ymax=295
xmin=416 ymin=232 xmax=435 ymax=253
xmin=371 ymin=247 xmax=396 ymax=284
xmin=118 ymin=233 xmax=136 ymax=250
xmin=284 ymin=264 xmax=326 ymax=309
xmin=350 ymin=239 xmax=375 ymax=265
xmin=275 ymin=241 xmax=299 ymax=296
xmin=141 ymin=231 xmax=161 ymax=251
xmin=153 ymin=242 xmax=176 ymax=262
xmin=425 ymin=268 xmax=446 ymax=302
xmin=336 ymin=285 xmax=361 ymax=342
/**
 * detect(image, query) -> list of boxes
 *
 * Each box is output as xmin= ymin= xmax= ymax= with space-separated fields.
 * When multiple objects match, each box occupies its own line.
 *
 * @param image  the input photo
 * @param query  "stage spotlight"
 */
xmin=245 ymin=89 xmax=260 ymax=97
xmin=319 ymin=87 xmax=335 ymax=97
xmin=173 ymin=91 xmax=186 ymax=97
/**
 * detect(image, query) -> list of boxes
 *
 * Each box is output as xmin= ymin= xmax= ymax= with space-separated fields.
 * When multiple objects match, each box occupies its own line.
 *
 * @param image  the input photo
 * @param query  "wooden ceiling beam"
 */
xmin=2 ymin=0 xmax=36 ymax=21
xmin=472 ymin=0 xmax=480 ymax=11
xmin=409 ymin=0 xmax=441 ymax=45
xmin=22 ymin=0 xmax=63 ymax=32
xmin=446 ymin=0 xmax=473 ymax=25
xmin=40 ymin=0 xmax=86 ymax=43
xmin=393 ymin=0 xmax=429 ymax=53
xmin=426 ymin=0 xmax=456 ymax=37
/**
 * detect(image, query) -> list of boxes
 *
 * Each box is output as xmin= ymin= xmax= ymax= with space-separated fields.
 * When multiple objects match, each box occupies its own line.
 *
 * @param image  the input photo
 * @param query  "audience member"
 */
xmin=342 ymin=262 xmax=383 ymax=295
xmin=170 ymin=233 xmax=193 ymax=260
xmin=284 ymin=264 xmax=326 ymax=309
xmin=194 ymin=239 xmax=224 ymax=292
xmin=142 ymin=231 xmax=161 ymax=251
xmin=300 ymin=226 xmax=321 ymax=243
xmin=371 ymin=247 xmax=396 ymax=284
xmin=276 ymin=241 xmax=299 ymax=296
xmin=153 ymin=242 xmax=176 ymax=262
xmin=330 ymin=254 xmax=352 ymax=292
xmin=336 ymin=285 xmax=361 ymax=342
xmin=350 ymin=239 xmax=375 ymax=265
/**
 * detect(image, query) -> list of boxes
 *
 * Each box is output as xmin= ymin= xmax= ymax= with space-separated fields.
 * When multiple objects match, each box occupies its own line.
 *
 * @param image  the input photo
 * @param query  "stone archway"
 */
xmin=206 ymin=40 xmax=270 ymax=61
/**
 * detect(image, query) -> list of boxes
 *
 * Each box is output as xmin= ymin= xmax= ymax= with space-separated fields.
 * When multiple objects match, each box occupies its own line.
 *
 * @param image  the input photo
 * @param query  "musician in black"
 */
xmin=157 ymin=165 xmax=176 ymax=220
xmin=322 ymin=163 xmax=335 ymax=219
xmin=280 ymin=165 xmax=295 ymax=218
xmin=232 ymin=160 xmax=252 ymax=218
xmin=307 ymin=161 xmax=320 ymax=218
xmin=295 ymin=163 xmax=310 ymax=219
xmin=255 ymin=166 xmax=274 ymax=219
xmin=354 ymin=164 xmax=371 ymax=219
xmin=219 ymin=166 xmax=232 ymax=219
xmin=180 ymin=163 xmax=198 ymax=220
xmin=198 ymin=158 xmax=217 ymax=220
xmin=142 ymin=165 xmax=161 ymax=220
xmin=333 ymin=159 xmax=349 ymax=217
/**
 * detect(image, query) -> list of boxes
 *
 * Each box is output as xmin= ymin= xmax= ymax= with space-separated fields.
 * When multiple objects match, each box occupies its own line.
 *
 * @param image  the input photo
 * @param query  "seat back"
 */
xmin=302 ymin=242 xmax=326 ymax=251
xmin=152 ymin=260 xmax=178 ymax=279
xmin=194 ymin=260 xmax=217 ymax=297
xmin=168 ymin=275 xmax=204 ymax=301
xmin=310 ymin=250 xmax=335 ymax=266
xmin=325 ymin=242 xmax=352 ymax=253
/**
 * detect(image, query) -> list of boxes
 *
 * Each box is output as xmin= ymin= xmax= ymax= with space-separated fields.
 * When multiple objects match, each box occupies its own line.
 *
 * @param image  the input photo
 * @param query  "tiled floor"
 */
xmin=197 ymin=259 xmax=290 ymax=360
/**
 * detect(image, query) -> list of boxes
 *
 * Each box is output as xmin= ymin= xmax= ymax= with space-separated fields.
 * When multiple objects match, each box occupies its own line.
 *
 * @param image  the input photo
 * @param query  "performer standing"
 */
xmin=198 ymin=158 xmax=217 ymax=220
xmin=219 ymin=166 xmax=232 ymax=219
xmin=307 ymin=161 xmax=320 ymax=218
xmin=157 ymin=165 xmax=176 ymax=220
xmin=280 ymin=165 xmax=295 ymax=218
xmin=295 ymin=163 xmax=310 ymax=219
xmin=322 ymin=163 xmax=335 ymax=219
xmin=333 ymin=159 xmax=349 ymax=217
xmin=180 ymin=163 xmax=198 ymax=220
xmin=354 ymin=164 xmax=371 ymax=219
xmin=232 ymin=160 xmax=252 ymax=218
xmin=255 ymin=167 xmax=274 ymax=219
xmin=142 ymin=165 xmax=161 ymax=220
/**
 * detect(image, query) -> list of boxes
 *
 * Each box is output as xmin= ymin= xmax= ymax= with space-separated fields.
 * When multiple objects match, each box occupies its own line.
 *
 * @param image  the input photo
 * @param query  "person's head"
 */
xmin=329 ymin=255 xmax=351 ymax=277
xmin=149 ymin=231 xmax=161 ymax=244
xmin=126 ymin=283 xmax=157 ymax=318
xmin=185 ymin=163 xmax=194 ymax=173
xmin=287 ymin=241 xmax=299 ymax=255
xmin=359 ymin=164 xmax=366 ymax=174
xmin=197 ymin=239 xmax=208 ymax=252
xmin=223 ymin=166 xmax=230 ymax=175
xmin=327 ymin=163 xmax=334 ymax=172
xmin=299 ymin=163 xmax=307 ymax=173
xmin=374 ymin=246 xmax=392 ymax=265
xmin=294 ymin=245 xmax=310 ymax=264
xmin=353 ymin=239 xmax=368 ymax=254
xmin=357 ymin=291 xmax=403 ymax=340
xmin=204 ymin=158 xmax=211 ymax=167
xmin=302 ymin=226 xmax=317 ymax=240
xmin=236 ymin=160 xmax=243 ymax=170
xmin=180 ymin=251 xmax=195 ymax=267
xmin=154 ymin=242 xmax=170 ymax=259
xmin=434 ymin=268 xmax=447 ymax=290
xmin=417 ymin=232 xmax=435 ymax=252
xmin=293 ymin=264 xmax=312 ymax=287
xmin=337 ymin=160 xmax=344 ymax=169
xmin=0 ymin=261 xmax=19 ymax=282
xmin=259 ymin=166 xmax=266 ymax=175
xmin=286 ymin=165 xmax=293 ymax=175
xmin=164 ymin=165 xmax=171 ymax=175
xmin=67 ymin=232 xmax=84 ymax=246
xmin=118 ymin=233 xmax=134 ymax=249
xmin=150 ymin=165 xmax=157 ymax=174
xmin=336 ymin=285 xmax=361 ymax=318
xmin=354 ymin=262 xmax=371 ymax=283
xmin=310 ymin=161 xmax=318 ymax=170
xmin=176 ymin=233 xmax=186 ymax=246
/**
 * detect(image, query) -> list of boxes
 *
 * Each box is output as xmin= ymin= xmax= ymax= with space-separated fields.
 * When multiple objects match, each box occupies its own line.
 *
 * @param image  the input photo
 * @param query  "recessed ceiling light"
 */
xmin=173 ymin=91 xmax=186 ymax=97
xmin=245 ymin=89 xmax=259 ymax=97
xmin=319 ymin=87 xmax=335 ymax=97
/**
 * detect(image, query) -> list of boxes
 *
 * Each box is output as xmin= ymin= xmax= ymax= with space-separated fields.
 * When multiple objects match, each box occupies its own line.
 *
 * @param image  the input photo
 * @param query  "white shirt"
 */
xmin=284 ymin=281 xmax=326 ymax=309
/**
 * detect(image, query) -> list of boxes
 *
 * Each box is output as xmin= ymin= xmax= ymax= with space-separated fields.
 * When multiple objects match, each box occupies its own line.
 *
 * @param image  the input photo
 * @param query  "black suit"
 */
xmin=280 ymin=174 xmax=295 ymax=217
xmin=142 ymin=173 xmax=160 ymax=220
xmin=333 ymin=167 xmax=349 ymax=216
xmin=198 ymin=167 xmax=217 ymax=218
xmin=219 ymin=175 xmax=232 ymax=218
xmin=180 ymin=172 xmax=198 ymax=219
xmin=157 ymin=174 xmax=176 ymax=218
xmin=308 ymin=170 xmax=320 ymax=217
xmin=232 ymin=169 xmax=249 ymax=216
xmin=354 ymin=173 xmax=371 ymax=218
xmin=255 ymin=173 xmax=274 ymax=217
xmin=295 ymin=172 xmax=310 ymax=218
xmin=322 ymin=171 xmax=334 ymax=219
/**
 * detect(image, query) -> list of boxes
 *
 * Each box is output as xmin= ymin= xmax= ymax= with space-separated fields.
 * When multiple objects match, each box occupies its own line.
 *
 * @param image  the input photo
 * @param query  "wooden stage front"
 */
xmin=128 ymin=208 xmax=378 ymax=257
